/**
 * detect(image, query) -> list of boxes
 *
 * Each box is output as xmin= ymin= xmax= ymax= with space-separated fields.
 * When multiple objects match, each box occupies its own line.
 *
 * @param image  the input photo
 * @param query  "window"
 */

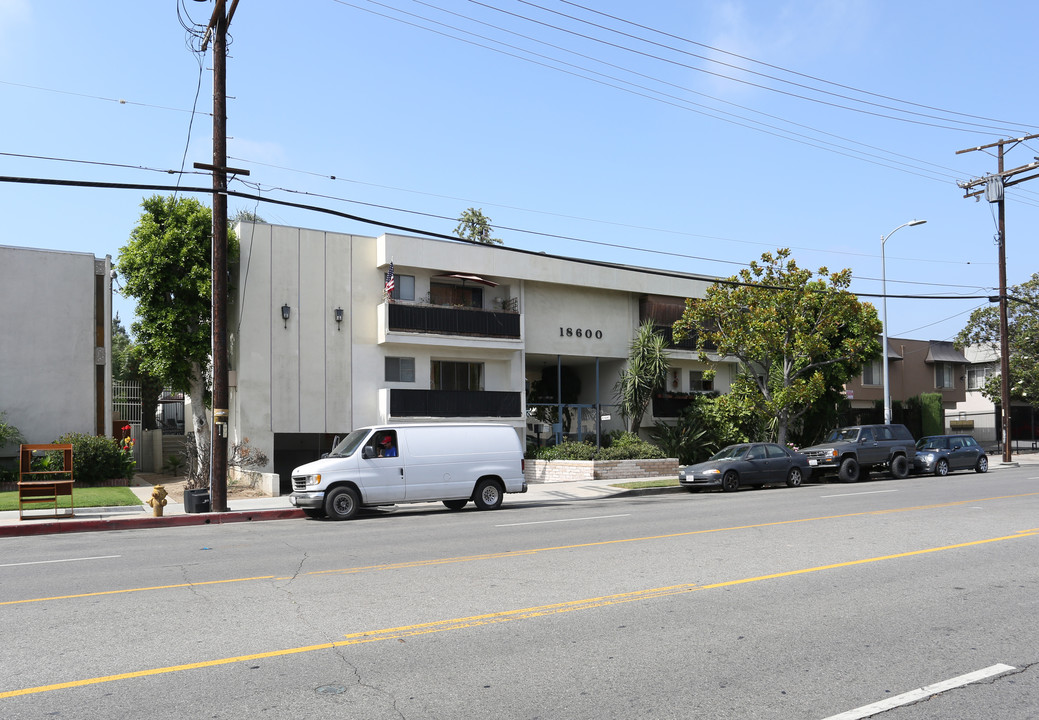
xmin=430 ymin=282 xmax=482 ymax=308
xmin=431 ymin=360 xmax=484 ymax=391
xmin=689 ymin=370 xmax=713 ymax=392
xmin=935 ymin=362 xmax=955 ymax=389
xmin=862 ymin=359 xmax=882 ymax=386
xmin=385 ymin=357 xmax=415 ymax=383
xmin=390 ymin=274 xmax=415 ymax=301
xmin=967 ymin=364 xmax=995 ymax=390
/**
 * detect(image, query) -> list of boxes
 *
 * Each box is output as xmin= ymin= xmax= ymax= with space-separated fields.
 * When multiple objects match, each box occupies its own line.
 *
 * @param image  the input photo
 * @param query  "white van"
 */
xmin=289 ymin=423 xmax=527 ymax=520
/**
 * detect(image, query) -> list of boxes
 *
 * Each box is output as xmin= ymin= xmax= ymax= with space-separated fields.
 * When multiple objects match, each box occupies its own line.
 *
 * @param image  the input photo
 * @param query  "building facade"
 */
xmin=229 ymin=223 xmax=735 ymax=492
xmin=0 ymin=245 xmax=113 ymax=459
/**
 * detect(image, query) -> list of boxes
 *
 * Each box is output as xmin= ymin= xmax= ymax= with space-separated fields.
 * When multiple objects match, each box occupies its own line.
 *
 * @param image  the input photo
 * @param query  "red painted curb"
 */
xmin=0 ymin=508 xmax=306 ymax=537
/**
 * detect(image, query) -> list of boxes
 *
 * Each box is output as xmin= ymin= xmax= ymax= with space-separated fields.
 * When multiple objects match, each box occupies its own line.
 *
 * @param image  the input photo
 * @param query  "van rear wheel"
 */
xmin=473 ymin=479 xmax=503 ymax=510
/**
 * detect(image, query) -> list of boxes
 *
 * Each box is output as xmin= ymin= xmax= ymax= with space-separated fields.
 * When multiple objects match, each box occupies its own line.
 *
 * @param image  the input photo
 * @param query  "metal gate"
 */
xmin=112 ymin=380 xmax=143 ymax=465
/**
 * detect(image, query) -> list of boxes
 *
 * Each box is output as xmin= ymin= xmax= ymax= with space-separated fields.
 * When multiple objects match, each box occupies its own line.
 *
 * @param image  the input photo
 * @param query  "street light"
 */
xmin=881 ymin=219 xmax=927 ymax=424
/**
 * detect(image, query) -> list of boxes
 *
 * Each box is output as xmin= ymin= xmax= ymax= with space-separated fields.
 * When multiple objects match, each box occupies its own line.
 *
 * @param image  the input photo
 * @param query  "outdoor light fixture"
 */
xmin=881 ymin=220 xmax=927 ymax=424
xmin=334 ymin=306 xmax=344 ymax=329
xmin=281 ymin=304 xmax=291 ymax=328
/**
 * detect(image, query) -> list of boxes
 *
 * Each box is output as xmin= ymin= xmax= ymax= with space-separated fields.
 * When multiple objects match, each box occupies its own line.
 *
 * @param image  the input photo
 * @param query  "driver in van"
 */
xmin=377 ymin=432 xmax=398 ymax=458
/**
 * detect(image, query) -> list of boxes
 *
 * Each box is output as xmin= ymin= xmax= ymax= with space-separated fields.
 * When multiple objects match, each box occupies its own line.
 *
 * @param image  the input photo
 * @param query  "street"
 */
xmin=2 ymin=467 xmax=1038 ymax=719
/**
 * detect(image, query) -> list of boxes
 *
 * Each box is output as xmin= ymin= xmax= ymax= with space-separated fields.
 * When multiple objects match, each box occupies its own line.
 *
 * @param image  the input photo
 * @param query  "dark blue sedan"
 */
xmin=679 ymin=443 xmax=811 ymax=492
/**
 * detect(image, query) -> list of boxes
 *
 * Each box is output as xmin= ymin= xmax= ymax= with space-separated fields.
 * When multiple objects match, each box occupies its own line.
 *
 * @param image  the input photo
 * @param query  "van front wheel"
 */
xmin=325 ymin=486 xmax=360 ymax=520
xmin=473 ymin=479 xmax=504 ymax=510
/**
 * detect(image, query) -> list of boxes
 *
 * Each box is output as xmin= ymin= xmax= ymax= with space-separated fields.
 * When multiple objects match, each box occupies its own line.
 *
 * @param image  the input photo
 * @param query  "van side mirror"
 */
xmin=361 ymin=446 xmax=375 ymax=460
xmin=320 ymin=452 xmax=329 ymax=459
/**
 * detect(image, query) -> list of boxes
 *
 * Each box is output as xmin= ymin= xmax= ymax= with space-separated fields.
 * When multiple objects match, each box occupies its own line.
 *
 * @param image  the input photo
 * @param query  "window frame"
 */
xmin=385 ymin=356 xmax=416 ymax=383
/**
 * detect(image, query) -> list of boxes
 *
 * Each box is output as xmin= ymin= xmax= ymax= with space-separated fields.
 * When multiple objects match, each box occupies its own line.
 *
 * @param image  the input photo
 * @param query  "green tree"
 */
xmin=231 ymin=208 xmax=266 ymax=224
xmin=673 ymin=248 xmax=881 ymax=446
xmin=111 ymin=314 xmax=133 ymax=382
xmin=957 ymin=273 xmax=1039 ymax=405
xmin=615 ymin=322 xmax=671 ymax=434
xmin=454 ymin=207 xmax=503 ymax=245
xmin=117 ymin=195 xmax=238 ymax=486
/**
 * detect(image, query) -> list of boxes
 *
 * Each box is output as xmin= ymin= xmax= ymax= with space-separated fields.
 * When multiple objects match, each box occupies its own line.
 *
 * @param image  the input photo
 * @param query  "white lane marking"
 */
xmin=821 ymin=663 xmax=1016 ymax=720
xmin=0 ymin=555 xmax=122 ymax=568
xmin=820 ymin=489 xmax=900 ymax=498
xmin=496 ymin=514 xmax=630 ymax=527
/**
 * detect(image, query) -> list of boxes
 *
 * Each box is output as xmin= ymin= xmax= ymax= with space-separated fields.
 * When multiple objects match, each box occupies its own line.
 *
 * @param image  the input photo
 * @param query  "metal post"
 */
xmin=997 ymin=145 xmax=1013 ymax=464
xmin=880 ymin=220 xmax=925 ymax=425
xmin=210 ymin=0 xmax=229 ymax=512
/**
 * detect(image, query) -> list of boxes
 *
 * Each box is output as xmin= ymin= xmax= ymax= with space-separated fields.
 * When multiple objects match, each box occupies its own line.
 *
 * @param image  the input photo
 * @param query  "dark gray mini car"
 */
xmin=679 ymin=443 xmax=811 ymax=492
xmin=914 ymin=435 xmax=988 ymax=476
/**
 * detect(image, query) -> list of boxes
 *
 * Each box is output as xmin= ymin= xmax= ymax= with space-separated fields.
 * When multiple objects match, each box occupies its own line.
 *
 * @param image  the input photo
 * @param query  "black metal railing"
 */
xmin=388 ymin=303 xmax=521 ymax=338
xmin=390 ymin=389 xmax=522 ymax=418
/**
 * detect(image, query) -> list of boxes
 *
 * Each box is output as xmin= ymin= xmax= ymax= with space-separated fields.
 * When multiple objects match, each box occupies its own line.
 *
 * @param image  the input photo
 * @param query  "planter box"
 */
xmin=524 ymin=458 xmax=679 ymax=484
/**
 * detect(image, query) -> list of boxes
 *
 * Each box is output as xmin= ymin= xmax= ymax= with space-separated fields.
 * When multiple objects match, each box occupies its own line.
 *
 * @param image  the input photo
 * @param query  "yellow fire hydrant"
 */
xmin=148 ymin=485 xmax=168 ymax=517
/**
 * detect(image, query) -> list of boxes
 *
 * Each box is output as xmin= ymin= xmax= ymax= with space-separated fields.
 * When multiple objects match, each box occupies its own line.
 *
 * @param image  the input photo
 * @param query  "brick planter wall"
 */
xmin=524 ymin=458 xmax=678 ymax=484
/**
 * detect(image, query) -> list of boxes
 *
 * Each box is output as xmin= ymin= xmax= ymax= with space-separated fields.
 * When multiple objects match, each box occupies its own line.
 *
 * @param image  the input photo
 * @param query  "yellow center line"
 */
xmin=6 ymin=491 xmax=1039 ymax=606
xmin=0 ymin=576 xmax=276 ymax=606
xmin=1 ymin=529 xmax=1034 ymax=700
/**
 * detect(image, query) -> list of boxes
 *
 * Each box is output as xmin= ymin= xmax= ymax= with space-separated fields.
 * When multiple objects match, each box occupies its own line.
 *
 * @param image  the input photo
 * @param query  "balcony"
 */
xmin=390 ymin=389 xmax=522 ymax=418
xmin=388 ymin=303 xmax=520 ymax=339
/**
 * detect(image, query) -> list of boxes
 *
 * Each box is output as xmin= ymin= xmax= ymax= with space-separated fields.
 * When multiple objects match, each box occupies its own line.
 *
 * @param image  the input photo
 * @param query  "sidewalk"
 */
xmin=2 ymin=451 xmax=1035 ymax=538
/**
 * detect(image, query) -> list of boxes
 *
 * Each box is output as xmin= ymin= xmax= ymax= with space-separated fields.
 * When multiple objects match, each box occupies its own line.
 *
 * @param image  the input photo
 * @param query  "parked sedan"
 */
xmin=679 ymin=443 xmax=810 ymax=492
xmin=913 ymin=435 xmax=989 ymax=476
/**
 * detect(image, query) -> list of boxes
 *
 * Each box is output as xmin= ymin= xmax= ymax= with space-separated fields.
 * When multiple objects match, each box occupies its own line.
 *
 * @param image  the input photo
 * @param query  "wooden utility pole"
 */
xmin=196 ymin=0 xmax=241 ymax=512
xmin=957 ymin=133 xmax=1039 ymax=464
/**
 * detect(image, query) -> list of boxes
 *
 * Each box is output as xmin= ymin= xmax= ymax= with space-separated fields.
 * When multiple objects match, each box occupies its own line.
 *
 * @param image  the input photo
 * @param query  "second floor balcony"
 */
xmin=380 ymin=302 xmax=523 ymax=348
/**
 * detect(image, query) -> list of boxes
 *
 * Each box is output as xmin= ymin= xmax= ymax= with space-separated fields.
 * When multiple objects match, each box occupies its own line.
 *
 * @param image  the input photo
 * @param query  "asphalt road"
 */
xmin=2 ymin=467 xmax=1038 ymax=719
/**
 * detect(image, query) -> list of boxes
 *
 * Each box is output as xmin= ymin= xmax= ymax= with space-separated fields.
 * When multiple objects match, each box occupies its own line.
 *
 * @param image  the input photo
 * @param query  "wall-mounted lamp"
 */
xmin=334 ymin=306 xmax=344 ymax=330
xmin=281 ymin=304 xmax=291 ymax=328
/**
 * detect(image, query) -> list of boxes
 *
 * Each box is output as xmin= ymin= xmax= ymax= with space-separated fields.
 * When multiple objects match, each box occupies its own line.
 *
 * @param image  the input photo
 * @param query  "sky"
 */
xmin=2 ymin=0 xmax=1037 ymax=344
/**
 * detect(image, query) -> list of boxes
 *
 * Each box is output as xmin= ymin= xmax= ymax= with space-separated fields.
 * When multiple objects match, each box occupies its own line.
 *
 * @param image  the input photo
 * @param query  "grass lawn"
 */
xmin=610 ymin=478 xmax=680 ymax=489
xmin=0 ymin=486 xmax=142 ymax=512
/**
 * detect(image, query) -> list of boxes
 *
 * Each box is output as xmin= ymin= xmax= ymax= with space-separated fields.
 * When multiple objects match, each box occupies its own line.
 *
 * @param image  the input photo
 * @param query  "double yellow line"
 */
xmin=2 ymin=526 xmax=1035 ymax=700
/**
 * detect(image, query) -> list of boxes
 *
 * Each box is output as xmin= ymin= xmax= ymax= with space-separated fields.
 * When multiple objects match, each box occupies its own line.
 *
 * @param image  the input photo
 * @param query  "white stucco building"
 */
xmin=0 ymin=245 xmax=113 ymax=459
xmin=229 ymin=223 xmax=736 ymax=492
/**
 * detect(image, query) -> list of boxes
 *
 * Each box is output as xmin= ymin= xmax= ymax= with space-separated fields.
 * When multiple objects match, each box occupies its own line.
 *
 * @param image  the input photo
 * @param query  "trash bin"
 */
xmin=183 ymin=488 xmax=211 ymax=514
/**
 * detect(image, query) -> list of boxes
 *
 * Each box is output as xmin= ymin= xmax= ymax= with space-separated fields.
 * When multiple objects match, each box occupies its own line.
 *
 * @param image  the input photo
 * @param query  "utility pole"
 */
xmin=195 ymin=0 xmax=243 ymax=512
xmin=957 ymin=133 xmax=1039 ymax=465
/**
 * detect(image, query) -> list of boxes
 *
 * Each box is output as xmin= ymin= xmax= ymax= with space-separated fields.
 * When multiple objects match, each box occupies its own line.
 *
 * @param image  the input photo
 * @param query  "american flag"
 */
xmin=384 ymin=261 xmax=395 ymax=296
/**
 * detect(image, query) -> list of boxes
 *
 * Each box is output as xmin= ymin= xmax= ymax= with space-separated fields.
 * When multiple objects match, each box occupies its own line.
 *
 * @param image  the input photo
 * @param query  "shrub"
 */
xmin=54 ymin=432 xmax=136 ymax=484
xmin=526 ymin=433 xmax=664 ymax=461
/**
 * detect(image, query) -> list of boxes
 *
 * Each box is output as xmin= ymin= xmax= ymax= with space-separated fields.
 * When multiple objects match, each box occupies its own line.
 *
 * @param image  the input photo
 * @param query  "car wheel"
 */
xmin=443 ymin=499 xmax=467 ymax=510
xmin=975 ymin=455 xmax=988 ymax=474
xmin=934 ymin=458 xmax=949 ymax=477
xmin=785 ymin=467 xmax=803 ymax=488
xmin=721 ymin=470 xmax=740 ymax=492
xmin=473 ymin=479 xmax=504 ymax=510
xmin=325 ymin=486 xmax=360 ymax=520
xmin=890 ymin=455 xmax=910 ymax=479
xmin=838 ymin=457 xmax=860 ymax=483
xmin=302 ymin=508 xmax=325 ymax=519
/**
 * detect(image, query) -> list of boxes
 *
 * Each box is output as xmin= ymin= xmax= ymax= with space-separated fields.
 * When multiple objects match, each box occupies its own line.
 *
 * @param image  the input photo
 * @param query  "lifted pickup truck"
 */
xmin=800 ymin=424 xmax=916 ymax=482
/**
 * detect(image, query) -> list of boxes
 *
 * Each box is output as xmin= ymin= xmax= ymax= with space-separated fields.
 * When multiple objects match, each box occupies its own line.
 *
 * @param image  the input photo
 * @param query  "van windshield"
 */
xmin=328 ymin=429 xmax=371 ymax=458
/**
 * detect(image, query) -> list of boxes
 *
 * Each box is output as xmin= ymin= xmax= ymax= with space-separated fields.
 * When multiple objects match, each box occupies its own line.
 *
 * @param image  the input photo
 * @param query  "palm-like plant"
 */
xmin=616 ymin=322 xmax=671 ymax=434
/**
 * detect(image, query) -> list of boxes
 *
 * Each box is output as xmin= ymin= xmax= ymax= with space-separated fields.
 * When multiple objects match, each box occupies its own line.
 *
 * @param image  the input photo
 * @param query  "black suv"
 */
xmin=800 ymin=424 xmax=916 ymax=482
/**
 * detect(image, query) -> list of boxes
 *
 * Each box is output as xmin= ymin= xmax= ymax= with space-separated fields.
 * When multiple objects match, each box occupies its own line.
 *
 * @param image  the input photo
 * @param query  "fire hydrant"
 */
xmin=148 ymin=485 xmax=168 ymax=517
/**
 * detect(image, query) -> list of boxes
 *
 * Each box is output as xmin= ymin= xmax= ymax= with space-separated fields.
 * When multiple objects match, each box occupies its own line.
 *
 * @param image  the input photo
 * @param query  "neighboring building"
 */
xmin=845 ymin=336 xmax=968 ymax=422
xmin=951 ymin=344 xmax=1000 ymax=443
xmin=0 ymin=245 xmax=113 ymax=460
xmin=228 ymin=223 xmax=737 ymax=492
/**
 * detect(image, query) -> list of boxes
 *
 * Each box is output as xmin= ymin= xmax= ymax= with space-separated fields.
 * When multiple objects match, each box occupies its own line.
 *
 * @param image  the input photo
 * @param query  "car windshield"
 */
xmin=709 ymin=445 xmax=749 ymax=461
xmin=826 ymin=428 xmax=860 ymax=442
xmin=328 ymin=428 xmax=371 ymax=457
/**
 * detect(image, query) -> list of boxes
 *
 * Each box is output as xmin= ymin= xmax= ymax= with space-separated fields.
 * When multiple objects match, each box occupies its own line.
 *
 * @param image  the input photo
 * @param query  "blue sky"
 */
xmin=2 ymin=0 xmax=1037 ymax=343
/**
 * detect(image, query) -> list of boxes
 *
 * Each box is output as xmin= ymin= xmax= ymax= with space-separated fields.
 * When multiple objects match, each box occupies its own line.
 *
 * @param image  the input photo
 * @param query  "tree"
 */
xmin=615 ymin=322 xmax=671 ymax=434
xmin=957 ymin=272 xmax=1039 ymax=405
xmin=111 ymin=315 xmax=163 ymax=431
xmin=117 ymin=195 xmax=238 ymax=487
xmin=231 ymin=208 xmax=266 ymax=224
xmin=454 ymin=208 xmax=503 ymax=245
xmin=673 ymin=248 xmax=881 ymax=446
xmin=111 ymin=314 xmax=133 ymax=383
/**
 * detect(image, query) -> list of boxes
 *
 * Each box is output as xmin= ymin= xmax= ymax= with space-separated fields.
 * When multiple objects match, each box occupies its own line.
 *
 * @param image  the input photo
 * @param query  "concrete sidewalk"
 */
xmin=0 ymin=476 xmax=674 ymax=537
